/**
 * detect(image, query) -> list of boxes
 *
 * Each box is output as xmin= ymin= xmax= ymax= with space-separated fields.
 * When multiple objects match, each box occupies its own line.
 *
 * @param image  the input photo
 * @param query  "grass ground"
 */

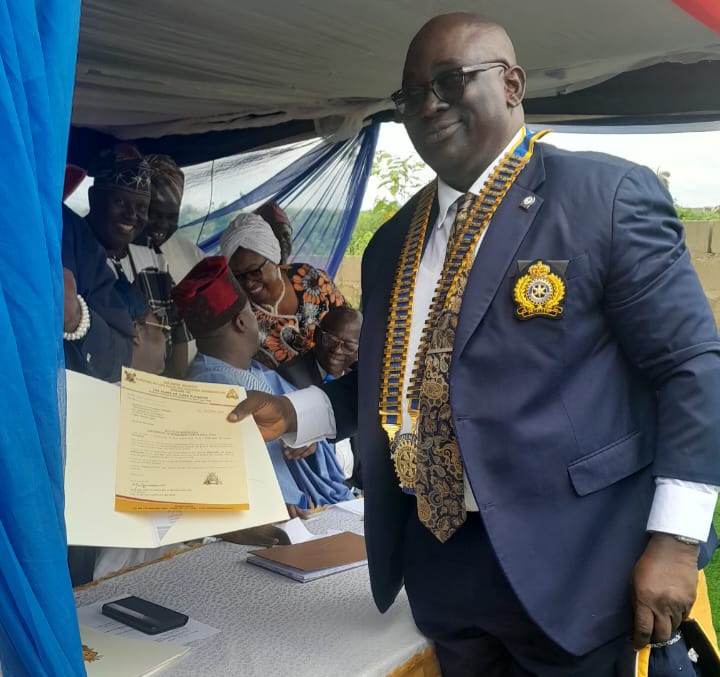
xmin=705 ymin=502 xmax=720 ymax=630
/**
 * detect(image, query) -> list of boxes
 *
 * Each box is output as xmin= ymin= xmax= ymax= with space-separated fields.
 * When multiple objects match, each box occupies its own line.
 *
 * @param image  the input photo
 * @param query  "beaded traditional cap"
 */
xmin=88 ymin=143 xmax=151 ymax=196
xmin=172 ymin=256 xmax=249 ymax=337
xmin=145 ymin=154 xmax=184 ymax=205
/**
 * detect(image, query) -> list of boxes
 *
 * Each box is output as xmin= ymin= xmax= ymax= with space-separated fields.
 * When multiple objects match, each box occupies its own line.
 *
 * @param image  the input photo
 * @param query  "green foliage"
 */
xmin=676 ymin=205 xmax=720 ymax=221
xmin=346 ymin=152 xmax=428 ymax=256
xmin=653 ymin=168 xmax=720 ymax=221
xmin=372 ymin=151 xmax=427 ymax=203
xmin=345 ymin=200 xmax=399 ymax=255
xmin=705 ymin=501 xmax=720 ymax=630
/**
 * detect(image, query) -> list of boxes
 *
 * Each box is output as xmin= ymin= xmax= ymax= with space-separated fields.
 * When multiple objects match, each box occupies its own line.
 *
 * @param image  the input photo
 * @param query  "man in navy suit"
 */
xmin=230 ymin=13 xmax=720 ymax=676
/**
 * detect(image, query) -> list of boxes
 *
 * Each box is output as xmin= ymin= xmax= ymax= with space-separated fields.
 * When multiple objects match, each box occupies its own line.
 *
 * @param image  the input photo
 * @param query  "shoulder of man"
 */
xmin=363 ymin=184 xmax=433 ymax=261
xmin=537 ymin=139 xmax=643 ymax=179
xmin=276 ymin=352 xmax=318 ymax=387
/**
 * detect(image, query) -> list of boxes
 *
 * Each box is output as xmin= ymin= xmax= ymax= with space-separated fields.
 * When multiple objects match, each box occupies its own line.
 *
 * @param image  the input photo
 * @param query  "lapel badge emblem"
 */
xmin=513 ymin=260 xmax=565 ymax=319
xmin=519 ymin=195 xmax=536 ymax=210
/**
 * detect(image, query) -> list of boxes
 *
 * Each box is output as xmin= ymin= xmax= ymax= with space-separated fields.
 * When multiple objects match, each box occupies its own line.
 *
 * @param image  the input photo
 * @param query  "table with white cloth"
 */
xmin=73 ymin=507 xmax=440 ymax=677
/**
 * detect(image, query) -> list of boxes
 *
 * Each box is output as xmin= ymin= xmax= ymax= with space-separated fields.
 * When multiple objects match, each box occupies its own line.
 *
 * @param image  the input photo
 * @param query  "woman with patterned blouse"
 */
xmin=220 ymin=213 xmax=346 ymax=367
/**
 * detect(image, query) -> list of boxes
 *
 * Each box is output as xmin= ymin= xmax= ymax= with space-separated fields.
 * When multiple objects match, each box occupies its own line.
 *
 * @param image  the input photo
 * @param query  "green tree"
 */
xmin=345 ymin=201 xmax=398 ymax=255
xmin=372 ymin=151 xmax=427 ymax=204
xmin=346 ymin=152 xmax=428 ymax=255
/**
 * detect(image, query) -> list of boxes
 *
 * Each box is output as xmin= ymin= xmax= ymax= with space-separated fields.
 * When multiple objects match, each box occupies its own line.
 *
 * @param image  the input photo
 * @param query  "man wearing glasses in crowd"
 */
xmin=230 ymin=13 xmax=720 ymax=676
xmin=278 ymin=306 xmax=363 ymax=488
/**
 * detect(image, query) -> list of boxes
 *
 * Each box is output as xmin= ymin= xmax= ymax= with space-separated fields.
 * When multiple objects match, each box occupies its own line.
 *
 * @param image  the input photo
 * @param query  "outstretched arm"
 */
xmin=228 ymin=391 xmax=298 ymax=441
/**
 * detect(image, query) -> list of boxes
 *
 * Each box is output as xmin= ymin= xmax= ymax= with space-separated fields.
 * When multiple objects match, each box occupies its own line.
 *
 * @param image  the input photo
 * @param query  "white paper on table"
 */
xmin=77 ymin=596 xmax=220 ymax=645
xmin=65 ymin=370 xmax=289 ymax=548
xmin=277 ymin=517 xmax=326 ymax=543
xmin=331 ymin=497 xmax=365 ymax=517
xmin=79 ymin=625 xmax=188 ymax=677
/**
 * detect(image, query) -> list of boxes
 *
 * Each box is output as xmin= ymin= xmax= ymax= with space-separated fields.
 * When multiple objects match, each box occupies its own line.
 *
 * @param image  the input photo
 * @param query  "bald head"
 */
xmin=320 ymin=306 xmax=362 ymax=334
xmin=399 ymin=13 xmax=526 ymax=191
xmin=406 ymin=14 xmax=517 ymax=76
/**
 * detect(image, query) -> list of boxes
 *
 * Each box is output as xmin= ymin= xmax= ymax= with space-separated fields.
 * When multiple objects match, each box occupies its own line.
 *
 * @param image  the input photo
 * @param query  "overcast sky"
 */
xmin=366 ymin=122 xmax=720 ymax=209
xmin=66 ymin=122 xmax=720 ymax=217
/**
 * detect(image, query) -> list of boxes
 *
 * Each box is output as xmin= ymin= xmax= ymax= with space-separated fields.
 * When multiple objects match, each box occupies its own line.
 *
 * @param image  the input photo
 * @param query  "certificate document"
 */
xmin=65 ymin=370 xmax=288 ymax=548
xmin=115 ymin=368 xmax=250 ymax=511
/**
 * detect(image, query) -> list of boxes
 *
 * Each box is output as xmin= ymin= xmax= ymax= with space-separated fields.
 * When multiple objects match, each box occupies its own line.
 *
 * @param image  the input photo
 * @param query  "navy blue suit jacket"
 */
xmin=325 ymin=142 xmax=720 ymax=655
xmin=62 ymin=205 xmax=133 ymax=382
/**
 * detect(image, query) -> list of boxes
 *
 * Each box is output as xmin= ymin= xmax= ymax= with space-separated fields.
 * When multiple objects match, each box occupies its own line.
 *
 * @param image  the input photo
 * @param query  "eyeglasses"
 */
xmin=318 ymin=330 xmax=359 ymax=355
xmin=234 ymin=258 xmax=270 ymax=283
xmin=391 ymin=62 xmax=509 ymax=118
xmin=136 ymin=318 xmax=171 ymax=335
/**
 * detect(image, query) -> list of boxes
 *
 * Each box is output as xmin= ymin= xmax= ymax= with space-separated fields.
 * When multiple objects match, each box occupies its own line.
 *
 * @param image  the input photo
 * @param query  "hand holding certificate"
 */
xmin=115 ymin=368 xmax=249 ymax=511
xmin=65 ymin=369 xmax=288 ymax=548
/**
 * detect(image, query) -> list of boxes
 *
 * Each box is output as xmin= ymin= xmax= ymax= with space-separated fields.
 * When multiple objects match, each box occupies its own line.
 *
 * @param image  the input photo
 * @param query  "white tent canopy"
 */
xmin=73 ymin=0 xmax=720 ymax=145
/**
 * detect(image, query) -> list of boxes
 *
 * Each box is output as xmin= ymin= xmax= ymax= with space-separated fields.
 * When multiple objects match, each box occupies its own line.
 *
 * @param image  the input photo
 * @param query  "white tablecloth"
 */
xmin=73 ymin=508 xmax=431 ymax=677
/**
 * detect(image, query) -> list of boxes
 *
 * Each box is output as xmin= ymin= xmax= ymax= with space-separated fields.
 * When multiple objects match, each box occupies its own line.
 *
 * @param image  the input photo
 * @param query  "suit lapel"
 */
xmin=309 ymin=355 xmax=322 ymax=385
xmin=453 ymin=147 xmax=547 ymax=360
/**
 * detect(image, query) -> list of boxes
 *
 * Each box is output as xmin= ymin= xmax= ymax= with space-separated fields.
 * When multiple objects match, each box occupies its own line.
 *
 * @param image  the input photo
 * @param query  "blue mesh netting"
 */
xmin=179 ymin=122 xmax=380 ymax=277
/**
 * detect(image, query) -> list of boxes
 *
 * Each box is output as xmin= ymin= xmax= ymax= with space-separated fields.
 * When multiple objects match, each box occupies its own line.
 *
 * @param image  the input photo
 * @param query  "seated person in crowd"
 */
xmin=116 ymin=278 xmax=169 ymax=376
xmin=255 ymin=200 xmax=293 ymax=265
xmin=70 ymin=283 xmax=169 ymax=585
xmin=219 ymin=213 xmax=346 ymax=367
xmin=172 ymin=257 xmax=353 ymax=514
xmin=142 ymin=153 xmax=205 ymax=365
xmin=278 ymin=306 xmax=363 ymax=488
xmin=62 ymin=204 xmax=134 ymax=382
xmin=84 ymin=144 xmax=191 ymax=378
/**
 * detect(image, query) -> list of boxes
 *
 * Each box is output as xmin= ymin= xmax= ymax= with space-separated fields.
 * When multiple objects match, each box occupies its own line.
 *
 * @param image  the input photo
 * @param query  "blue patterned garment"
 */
xmin=188 ymin=353 xmax=352 ymax=509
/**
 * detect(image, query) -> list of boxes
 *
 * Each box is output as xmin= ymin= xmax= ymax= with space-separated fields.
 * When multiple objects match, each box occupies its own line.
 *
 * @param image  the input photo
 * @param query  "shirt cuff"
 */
xmin=646 ymin=477 xmax=718 ymax=542
xmin=281 ymin=386 xmax=337 ymax=448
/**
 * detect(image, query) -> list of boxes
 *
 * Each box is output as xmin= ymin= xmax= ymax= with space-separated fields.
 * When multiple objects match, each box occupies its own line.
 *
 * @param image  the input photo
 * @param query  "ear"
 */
xmin=504 ymin=65 xmax=526 ymax=108
xmin=232 ymin=312 xmax=247 ymax=334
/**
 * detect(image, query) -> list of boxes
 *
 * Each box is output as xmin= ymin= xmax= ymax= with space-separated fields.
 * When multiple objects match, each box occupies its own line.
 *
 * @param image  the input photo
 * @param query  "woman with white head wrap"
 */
xmin=220 ymin=212 xmax=346 ymax=366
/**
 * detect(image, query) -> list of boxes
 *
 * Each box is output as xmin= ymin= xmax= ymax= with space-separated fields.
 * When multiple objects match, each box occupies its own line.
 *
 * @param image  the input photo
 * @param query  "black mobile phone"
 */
xmin=101 ymin=596 xmax=189 ymax=635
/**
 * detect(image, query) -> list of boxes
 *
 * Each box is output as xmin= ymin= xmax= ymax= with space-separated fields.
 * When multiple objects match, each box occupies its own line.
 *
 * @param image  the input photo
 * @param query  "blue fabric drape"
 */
xmin=181 ymin=123 xmax=380 ymax=277
xmin=0 ymin=1 xmax=84 ymax=675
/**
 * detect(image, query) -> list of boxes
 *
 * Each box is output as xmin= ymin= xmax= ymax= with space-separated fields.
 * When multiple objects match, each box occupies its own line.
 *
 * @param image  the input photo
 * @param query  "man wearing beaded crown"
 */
xmin=228 ymin=13 xmax=720 ymax=676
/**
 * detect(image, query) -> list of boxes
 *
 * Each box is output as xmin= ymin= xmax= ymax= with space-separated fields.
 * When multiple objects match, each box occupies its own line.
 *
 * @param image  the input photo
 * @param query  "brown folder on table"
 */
xmin=246 ymin=531 xmax=367 ymax=582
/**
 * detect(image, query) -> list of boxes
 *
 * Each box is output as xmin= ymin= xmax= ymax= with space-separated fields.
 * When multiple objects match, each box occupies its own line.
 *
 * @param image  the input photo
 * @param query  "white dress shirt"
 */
xmin=284 ymin=130 xmax=717 ymax=541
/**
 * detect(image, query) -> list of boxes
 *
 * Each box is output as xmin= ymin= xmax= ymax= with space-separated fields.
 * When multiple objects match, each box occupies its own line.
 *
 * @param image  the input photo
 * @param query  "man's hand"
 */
xmin=283 ymin=442 xmax=317 ymax=460
xmin=286 ymin=503 xmax=312 ymax=520
xmin=631 ymin=533 xmax=699 ymax=649
xmin=227 ymin=391 xmax=297 ymax=441
xmin=63 ymin=267 xmax=82 ymax=333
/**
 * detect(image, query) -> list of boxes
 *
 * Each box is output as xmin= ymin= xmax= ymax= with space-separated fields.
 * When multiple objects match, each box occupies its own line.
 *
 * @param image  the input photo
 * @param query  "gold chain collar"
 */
xmin=379 ymin=128 xmax=549 ymax=463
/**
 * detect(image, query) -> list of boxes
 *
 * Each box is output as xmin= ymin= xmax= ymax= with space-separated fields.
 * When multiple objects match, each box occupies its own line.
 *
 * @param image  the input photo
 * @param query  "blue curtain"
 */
xmin=181 ymin=122 xmax=380 ymax=277
xmin=0 ymin=1 xmax=85 ymax=675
